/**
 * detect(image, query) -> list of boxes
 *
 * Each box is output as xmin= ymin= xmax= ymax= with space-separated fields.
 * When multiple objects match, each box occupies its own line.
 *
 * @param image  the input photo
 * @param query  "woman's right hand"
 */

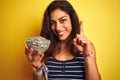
xmin=25 ymin=46 xmax=44 ymax=71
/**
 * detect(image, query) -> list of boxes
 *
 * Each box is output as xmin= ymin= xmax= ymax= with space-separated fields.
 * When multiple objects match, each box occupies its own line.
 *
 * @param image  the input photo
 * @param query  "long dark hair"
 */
xmin=40 ymin=0 xmax=80 ymax=62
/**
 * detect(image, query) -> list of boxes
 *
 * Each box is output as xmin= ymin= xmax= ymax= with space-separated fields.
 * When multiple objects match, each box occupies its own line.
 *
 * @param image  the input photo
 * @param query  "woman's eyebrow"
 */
xmin=50 ymin=16 xmax=67 ymax=21
xmin=58 ymin=16 xmax=67 ymax=20
xmin=50 ymin=20 xmax=54 ymax=22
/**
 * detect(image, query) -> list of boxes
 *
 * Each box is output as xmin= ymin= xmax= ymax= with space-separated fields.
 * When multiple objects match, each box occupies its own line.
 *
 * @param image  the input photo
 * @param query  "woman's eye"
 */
xmin=60 ymin=19 xmax=66 ymax=23
xmin=50 ymin=21 xmax=55 ymax=26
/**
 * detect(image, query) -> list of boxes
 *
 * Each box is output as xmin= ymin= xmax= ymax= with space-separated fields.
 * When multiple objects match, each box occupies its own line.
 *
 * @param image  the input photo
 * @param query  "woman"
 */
xmin=25 ymin=0 xmax=101 ymax=80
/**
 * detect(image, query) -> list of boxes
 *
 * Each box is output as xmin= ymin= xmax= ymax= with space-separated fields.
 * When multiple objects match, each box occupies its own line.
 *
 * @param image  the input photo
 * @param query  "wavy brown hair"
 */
xmin=40 ymin=0 xmax=80 ymax=62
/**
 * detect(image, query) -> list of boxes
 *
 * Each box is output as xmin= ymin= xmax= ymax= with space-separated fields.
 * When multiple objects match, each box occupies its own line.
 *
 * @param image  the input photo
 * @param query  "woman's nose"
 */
xmin=56 ymin=22 xmax=62 ymax=31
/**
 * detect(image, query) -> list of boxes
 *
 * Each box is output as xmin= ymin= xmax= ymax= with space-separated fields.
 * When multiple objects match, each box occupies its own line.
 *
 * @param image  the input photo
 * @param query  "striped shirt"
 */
xmin=46 ymin=53 xmax=85 ymax=80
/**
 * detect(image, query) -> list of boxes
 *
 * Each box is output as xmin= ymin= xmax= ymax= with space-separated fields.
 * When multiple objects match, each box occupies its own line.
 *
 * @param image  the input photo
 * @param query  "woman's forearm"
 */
xmin=33 ymin=72 xmax=45 ymax=80
xmin=32 ymin=67 xmax=45 ymax=80
xmin=84 ymin=57 xmax=101 ymax=80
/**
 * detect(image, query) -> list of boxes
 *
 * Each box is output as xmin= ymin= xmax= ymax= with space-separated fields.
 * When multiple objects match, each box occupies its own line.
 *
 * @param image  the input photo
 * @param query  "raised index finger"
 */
xmin=79 ymin=21 xmax=84 ymax=36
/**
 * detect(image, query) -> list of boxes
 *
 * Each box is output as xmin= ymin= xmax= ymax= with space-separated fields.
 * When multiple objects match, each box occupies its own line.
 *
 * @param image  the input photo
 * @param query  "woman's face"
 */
xmin=50 ymin=9 xmax=72 ymax=41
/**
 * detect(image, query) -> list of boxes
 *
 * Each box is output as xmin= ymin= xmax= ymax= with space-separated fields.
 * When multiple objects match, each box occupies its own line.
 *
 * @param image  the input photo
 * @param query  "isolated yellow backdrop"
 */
xmin=0 ymin=0 xmax=120 ymax=80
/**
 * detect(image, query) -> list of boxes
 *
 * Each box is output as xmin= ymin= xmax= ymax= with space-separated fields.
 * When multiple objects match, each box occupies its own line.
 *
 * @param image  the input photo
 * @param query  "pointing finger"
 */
xmin=79 ymin=21 xmax=84 ymax=36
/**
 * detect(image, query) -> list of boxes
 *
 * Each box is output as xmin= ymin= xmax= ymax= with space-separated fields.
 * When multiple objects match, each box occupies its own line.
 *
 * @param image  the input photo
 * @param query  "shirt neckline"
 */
xmin=49 ymin=54 xmax=80 ymax=62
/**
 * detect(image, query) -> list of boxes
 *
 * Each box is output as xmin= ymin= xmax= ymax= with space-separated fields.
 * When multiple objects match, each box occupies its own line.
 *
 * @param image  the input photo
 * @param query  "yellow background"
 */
xmin=0 ymin=0 xmax=120 ymax=80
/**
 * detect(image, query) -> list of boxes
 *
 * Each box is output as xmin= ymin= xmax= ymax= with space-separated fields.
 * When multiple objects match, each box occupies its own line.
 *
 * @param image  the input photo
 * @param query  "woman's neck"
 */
xmin=54 ymin=40 xmax=74 ymax=61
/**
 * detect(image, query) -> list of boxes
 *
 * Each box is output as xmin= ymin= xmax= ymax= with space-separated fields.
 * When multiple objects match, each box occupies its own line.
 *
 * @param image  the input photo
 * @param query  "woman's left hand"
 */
xmin=73 ymin=21 xmax=96 ymax=58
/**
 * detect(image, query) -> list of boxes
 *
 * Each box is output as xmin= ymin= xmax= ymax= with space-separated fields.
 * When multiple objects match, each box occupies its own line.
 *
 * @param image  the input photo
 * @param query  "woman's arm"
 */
xmin=73 ymin=22 xmax=101 ymax=80
xmin=33 ymin=70 xmax=45 ymax=80
xmin=73 ymin=37 xmax=101 ymax=80
xmin=84 ymin=43 xmax=101 ymax=80
xmin=25 ymin=46 xmax=45 ymax=80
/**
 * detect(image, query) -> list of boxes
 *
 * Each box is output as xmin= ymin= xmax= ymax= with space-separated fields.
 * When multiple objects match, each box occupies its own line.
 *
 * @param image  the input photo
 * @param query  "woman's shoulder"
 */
xmin=75 ymin=52 xmax=84 ymax=58
xmin=75 ymin=53 xmax=84 ymax=61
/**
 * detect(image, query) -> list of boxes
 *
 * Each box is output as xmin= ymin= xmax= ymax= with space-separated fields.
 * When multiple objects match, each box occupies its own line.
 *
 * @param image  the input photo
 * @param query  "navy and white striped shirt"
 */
xmin=46 ymin=53 xmax=85 ymax=80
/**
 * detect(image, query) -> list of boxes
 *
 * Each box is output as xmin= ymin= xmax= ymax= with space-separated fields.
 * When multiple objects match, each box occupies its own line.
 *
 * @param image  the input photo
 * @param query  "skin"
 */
xmin=25 ymin=8 xmax=101 ymax=80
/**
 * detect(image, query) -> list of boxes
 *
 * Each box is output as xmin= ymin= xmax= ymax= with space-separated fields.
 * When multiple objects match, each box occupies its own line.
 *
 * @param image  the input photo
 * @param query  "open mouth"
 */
xmin=57 ymin=31 xmax=66 ymax=36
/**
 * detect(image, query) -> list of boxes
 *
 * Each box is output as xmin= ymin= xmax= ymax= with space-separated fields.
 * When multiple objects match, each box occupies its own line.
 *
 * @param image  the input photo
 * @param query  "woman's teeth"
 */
xmin=58 ymin=31 xmax=65 ymax=36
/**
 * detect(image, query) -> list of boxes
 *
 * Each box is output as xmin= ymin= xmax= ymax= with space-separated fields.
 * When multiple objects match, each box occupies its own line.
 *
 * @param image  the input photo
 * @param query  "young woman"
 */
xmin=25 ymin=0 xmax=101 ymax=80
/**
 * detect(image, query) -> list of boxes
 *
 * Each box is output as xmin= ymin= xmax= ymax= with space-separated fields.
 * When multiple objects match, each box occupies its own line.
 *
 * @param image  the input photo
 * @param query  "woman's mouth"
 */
xmin=57 ymin=31 xmax=66 ymax=36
